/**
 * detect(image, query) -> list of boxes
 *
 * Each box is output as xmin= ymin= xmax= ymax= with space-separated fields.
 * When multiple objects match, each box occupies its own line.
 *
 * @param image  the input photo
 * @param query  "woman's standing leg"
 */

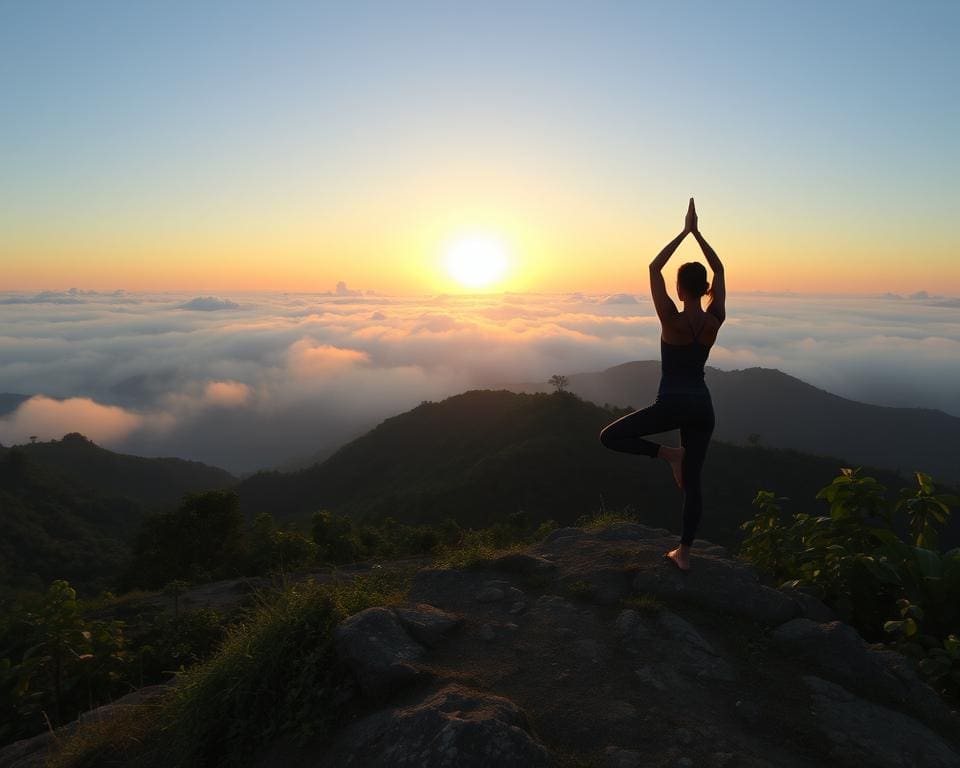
xmin=678 ymin=395 xmax=715 ymax=546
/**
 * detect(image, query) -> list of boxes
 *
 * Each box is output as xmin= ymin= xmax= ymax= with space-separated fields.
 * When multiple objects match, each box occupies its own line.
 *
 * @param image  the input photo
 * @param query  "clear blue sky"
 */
xmin=2 ymin=0 xmax=958 ymax=292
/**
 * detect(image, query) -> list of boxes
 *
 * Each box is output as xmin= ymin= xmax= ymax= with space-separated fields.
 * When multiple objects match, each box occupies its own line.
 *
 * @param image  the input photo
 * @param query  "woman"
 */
xmin=599 ymin=198 xmax=725 ymax=571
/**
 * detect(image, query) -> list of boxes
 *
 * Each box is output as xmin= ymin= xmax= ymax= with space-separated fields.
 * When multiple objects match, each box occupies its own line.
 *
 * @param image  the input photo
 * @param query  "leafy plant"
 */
xmin=740 ymin=468 xmax=960 ymax=700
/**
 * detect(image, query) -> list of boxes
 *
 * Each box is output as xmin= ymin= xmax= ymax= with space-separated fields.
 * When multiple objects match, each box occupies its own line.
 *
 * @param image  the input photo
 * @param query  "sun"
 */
xmin=443 ymin=234 xmax=510 ymax=289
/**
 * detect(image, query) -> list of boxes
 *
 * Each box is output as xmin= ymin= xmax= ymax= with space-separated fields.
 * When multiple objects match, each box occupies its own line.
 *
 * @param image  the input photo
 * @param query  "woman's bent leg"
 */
xmin=599 ymin=402 xmax=676 ymax=457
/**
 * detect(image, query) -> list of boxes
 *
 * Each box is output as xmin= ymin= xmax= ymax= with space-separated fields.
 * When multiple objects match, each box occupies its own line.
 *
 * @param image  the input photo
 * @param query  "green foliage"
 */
xmin=136 ymin=608 xmax=227 ymax=681
xmin=129 ymin=491 xmax=246 ymax=588
xmin=741 ymin=468 xmax=960 ymax=700
xmin=577 ymin=506 xmax=641 ymax=530
xmin=236 ymin=390 xmax=918 ymax=557
xmin=739 ymin=491 xmax=796 ymax=579
xmin=0 ymin=580 xmax=131 ymax=742
xmin=246 ymin=513 xmax=317 ymax=576
xmin=0 ymin=437 xmax=234 ymax=595
xmin=310 ymin=510 xmax=463 ymax=566
xmin=433 ymin=513 xmax=557 ymax=570
xmin=148 ymin=571 xmax=408 ymax=768
xmin=896 ymin=471 xmax=957 ymax=550
xmin=311 ymin=510 xmax=363 ymax=564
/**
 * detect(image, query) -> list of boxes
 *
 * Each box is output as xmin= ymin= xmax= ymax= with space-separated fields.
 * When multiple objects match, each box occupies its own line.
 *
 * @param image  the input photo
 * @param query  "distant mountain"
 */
xmin=13 ymin=432 xmax=236 ymax=508
xmin=512 ymin=362 xmax=960 ymax=484
xmin=0 ymin=435 xmax=236 ymax=593
xmin=238 ymin=390 xmax=949 ymax=549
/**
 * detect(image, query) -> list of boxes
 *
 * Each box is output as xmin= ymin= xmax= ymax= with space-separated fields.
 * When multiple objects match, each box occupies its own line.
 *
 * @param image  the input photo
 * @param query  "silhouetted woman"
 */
xmin=599 ymin=198 xmax=725 ymax=571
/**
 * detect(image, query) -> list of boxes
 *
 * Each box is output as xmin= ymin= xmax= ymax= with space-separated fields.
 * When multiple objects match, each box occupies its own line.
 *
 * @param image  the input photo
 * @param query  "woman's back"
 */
xmin=659 ymin=311 xmax=714 ymax=395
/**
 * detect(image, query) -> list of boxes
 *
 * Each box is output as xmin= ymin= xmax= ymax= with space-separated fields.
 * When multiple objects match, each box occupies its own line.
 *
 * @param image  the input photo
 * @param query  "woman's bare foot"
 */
xmin=658 ymin=445 xmax=684 ymax=488
xmin=665 ymin=546 xmax=691 ymax=571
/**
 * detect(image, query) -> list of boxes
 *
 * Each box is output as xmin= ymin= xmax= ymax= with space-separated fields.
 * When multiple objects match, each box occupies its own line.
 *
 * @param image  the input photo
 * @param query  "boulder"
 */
xmin=615 ymin=609 xmax=652 ymax=650
xmin=657 ymin=611 xmax=736 ymax=682
xmin=780 ymin=588 xmax=836 ymax=623
xmin=392 ymin=604 xmax=461 ymax=648
xmin=323 ymin=684 xmax=552 ymax=767
xmin=802 ymin=676 xmax=960 ymax=768
xmin=773 ymin=618 xmax=955 ymax=731
xmin=334 ymin=606 xmax=425 ymax=697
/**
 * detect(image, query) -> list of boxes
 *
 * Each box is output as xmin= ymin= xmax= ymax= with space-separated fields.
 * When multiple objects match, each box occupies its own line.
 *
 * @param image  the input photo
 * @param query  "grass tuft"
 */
xmin=563 ymin=579 xmax=595 ymax=600
xmin=620 ymin=593 xmax=664 ymax=614
xmin=49 ymin=570 xmax=410 ymax=768
xmin=577 ymin=509 xmax=640 ymax=530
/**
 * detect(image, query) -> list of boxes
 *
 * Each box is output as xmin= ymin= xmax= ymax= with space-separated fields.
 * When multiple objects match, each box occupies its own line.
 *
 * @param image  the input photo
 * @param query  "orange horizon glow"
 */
xmin=2 ymin=230 xmax=954 ymax=297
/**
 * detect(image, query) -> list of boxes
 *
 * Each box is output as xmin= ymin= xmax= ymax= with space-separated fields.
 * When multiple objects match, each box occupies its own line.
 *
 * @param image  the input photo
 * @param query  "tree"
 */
xmin=311 ymin=510 xmax=360 ymax=564
xmin=549 ymin=374 xmax=569 ymax=393
xmin=130 ymin=490 xmax=245 ymax=586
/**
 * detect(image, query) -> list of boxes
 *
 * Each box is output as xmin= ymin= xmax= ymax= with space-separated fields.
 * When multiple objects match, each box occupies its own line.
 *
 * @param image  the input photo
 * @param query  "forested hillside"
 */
xmin=238 ymin=390 xmax=937 ymax=548
xmin=0 ymin=436 xmax=236 ymax=593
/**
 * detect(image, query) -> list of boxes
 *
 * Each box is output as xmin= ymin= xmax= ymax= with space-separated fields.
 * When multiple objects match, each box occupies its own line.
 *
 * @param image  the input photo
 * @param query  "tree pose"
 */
xmin=599 ymin=199 xmax=726 ymax=571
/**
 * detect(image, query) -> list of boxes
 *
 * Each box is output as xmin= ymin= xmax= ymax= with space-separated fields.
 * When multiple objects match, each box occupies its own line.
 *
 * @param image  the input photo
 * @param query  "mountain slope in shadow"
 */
xmin=512 ymin=362 xmax=960 ymax=484
xmin=237 ymin=389 xmax=928 ymax=549
xmin=0 ymin=435 xmax=236 ymax=592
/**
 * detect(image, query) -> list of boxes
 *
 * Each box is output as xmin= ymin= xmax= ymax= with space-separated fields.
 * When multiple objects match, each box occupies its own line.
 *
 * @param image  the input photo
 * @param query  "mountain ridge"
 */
xmin=237 ymin=389 xmax=947 ymax=549
xmin=510 ymin=361 xmax=960 ymax=483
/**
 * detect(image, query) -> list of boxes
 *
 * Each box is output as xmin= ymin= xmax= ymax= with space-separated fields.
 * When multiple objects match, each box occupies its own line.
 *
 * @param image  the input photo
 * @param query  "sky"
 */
xmin=1 ymin=289 xmax=958 ymax=472
xmin=2 ymin=1 xmax=958 ymax=295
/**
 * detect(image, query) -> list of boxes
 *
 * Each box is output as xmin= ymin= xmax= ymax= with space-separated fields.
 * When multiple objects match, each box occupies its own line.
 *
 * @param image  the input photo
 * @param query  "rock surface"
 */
xmin=19 ymin=525 xmax=959 ymax=768
xmin=333 ymin=606 xmax=427 ymax=697
xmin=773 ymin=617 xmax=952 ymax=729
xmin=323 ymin=684 xmax=552 ymax=767
xmin=802 ymin=675 xmax=960 ymax=768
xmin=321 ymin=525 xmax=960 ymax=767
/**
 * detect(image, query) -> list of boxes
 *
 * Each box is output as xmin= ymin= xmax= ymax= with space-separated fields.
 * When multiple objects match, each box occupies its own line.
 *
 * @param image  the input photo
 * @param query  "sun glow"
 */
xmin=442 ymin=234 xmax=510 ymax=289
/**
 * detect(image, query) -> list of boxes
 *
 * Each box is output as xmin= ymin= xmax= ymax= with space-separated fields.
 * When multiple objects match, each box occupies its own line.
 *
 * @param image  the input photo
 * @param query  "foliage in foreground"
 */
xmin=51 ymin=571 xmax=410 ymax=768
xmin=0 ymin=580 xmax=227 ymax=747
xmin=741 ymin=468 xmax=960 ymax=699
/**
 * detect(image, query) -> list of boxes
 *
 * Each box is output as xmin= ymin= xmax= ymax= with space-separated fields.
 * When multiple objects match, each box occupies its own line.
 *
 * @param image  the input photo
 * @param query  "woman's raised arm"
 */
xmin=648 ymin=230 xmax=686 ymax=321
xmin=649 ymin=201 xmax=693 ymax=321
xmin=694 ymin=229 xmax=725 ymax=323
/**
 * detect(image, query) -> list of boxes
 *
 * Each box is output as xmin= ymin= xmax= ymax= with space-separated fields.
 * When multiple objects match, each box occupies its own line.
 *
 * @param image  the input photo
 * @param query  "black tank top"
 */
xmin=658 ymin=316 xmax=710 ymax=396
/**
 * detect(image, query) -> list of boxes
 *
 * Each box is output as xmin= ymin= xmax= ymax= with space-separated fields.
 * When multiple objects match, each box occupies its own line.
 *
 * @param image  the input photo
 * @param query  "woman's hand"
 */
xmin=685 ymin=197 xmax=698 ymax=234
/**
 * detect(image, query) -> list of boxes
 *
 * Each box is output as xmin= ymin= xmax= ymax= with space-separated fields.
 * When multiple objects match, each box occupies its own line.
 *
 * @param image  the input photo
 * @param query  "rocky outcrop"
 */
xmin=534 ymin=523 xmax=799 ymax=623
xmin=334 ymin=604 xmax=461 ymax=697
xmin=322 ymin=524 xmax=960 ymax=768
xmin=323 ymin=685 xmax=552 ymax=767
xmin=34 ymin=525 xmax=947 ymax=768
xmin=773 ymin=617 xmax=953 ymax=730
xmin=802 ymin=676 xmax=960 ymax=768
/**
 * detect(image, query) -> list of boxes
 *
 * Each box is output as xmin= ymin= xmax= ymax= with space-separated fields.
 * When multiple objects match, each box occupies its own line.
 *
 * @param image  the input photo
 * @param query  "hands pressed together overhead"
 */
xmin=684 ymin=197 xmax=698 ymax=235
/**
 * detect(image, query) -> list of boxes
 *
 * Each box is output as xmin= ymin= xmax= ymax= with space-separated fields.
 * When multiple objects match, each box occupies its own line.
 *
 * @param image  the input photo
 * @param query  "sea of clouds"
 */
xmin=1 ymin=286 xmax=958 ymax=473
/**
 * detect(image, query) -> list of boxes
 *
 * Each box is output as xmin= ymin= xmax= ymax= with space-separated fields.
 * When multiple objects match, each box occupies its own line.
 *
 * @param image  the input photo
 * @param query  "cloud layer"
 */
xmin=1 ymin=289 xmax=958 ymax=472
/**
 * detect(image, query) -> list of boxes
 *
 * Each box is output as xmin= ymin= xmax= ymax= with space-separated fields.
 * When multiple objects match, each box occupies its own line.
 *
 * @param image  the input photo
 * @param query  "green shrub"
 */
xmin=145 ymin=570 xmax=409 ymax=767
xmin=740 ymin=468 xmax=960 ymax=700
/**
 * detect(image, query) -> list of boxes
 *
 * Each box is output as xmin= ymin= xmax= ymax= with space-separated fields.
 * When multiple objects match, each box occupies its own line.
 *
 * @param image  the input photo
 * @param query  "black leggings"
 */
xmin=599 ymin=392 xmax=715 ymax=545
